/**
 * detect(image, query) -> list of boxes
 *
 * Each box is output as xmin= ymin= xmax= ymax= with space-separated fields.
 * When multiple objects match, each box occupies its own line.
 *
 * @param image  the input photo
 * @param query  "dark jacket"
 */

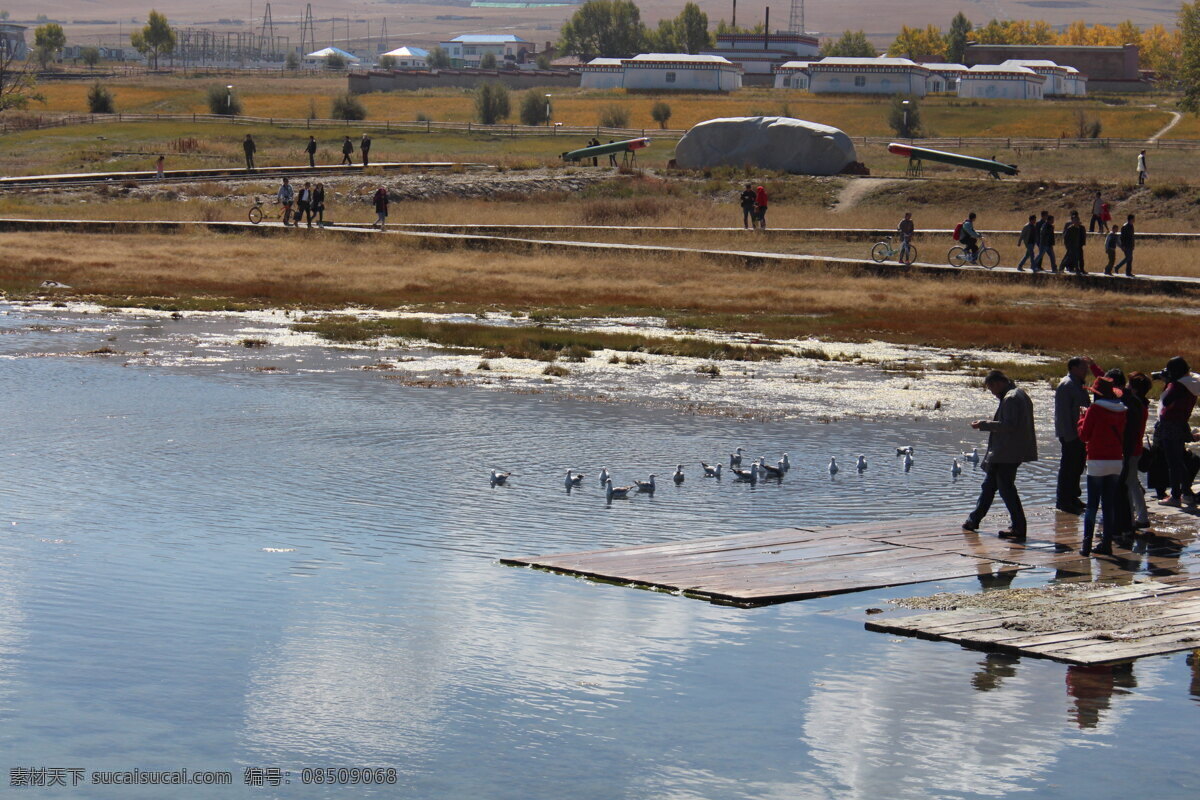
xmin=1104 ymin=231 xmax=1119 ymax=251
xmin=312 ymin=186 xmax=325 ymax=209
xmin=1063 ymin=221 xmax=1086 ymax=249
xmin=243 ymin=137 xmax=256 ymax=155
xmin=305 ymin=139 xmax=317 ymax=154
xmin=978 ymin=383 xmax=1038 ymax=465
xmin=1119 ymin=220 xmax=1135 ymax=251
xmin=739 ymin=189 xmax=756 ymax=208
xmin=1038 ymin=221 xmax=1055 ymax=247
xmin=342 ymin=139 xmax=353 ymax=155
xmin=1019 ymin=222 xmax=1035 ymax=247
xmin=373 ymin=188 xmax=389 ymax=213
xmin=1122 ymin=391 xmax=1148 ymax=458
xmin=1055 ymin=373 xmax=1090 ymax=441
xmin=361 ymin=136 xmax=371 ymax=152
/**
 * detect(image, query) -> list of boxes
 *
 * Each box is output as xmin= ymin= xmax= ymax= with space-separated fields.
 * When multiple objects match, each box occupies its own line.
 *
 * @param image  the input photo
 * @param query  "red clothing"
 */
xmin=755 ymin=187 xmax=768 ymax=208
xmin=1160 ymin=379 xmax=1198 ymax=423
xmin=1077 ymin=399 xmax=1127 ymax=461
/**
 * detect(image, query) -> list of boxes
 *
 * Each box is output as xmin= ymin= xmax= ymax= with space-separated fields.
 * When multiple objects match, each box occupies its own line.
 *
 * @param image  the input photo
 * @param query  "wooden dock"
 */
xmin=865 ymin=578 xmax=1200 ymax=665
xmin=502 ymin=507 xmax=1198 ymax=607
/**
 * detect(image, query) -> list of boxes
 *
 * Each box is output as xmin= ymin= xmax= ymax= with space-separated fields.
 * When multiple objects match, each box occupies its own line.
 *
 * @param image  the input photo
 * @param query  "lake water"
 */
xmin=2 ymin=304 xmax=1198 ymax=799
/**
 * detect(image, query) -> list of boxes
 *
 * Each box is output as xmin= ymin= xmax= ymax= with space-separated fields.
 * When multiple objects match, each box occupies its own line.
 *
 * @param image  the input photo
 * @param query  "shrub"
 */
xmin=284 ymin=50 xmax=299 ymax=70
xmin=80 ymin=46 xmax=101 ymax=68
xmin=206 ymin=85 xmax=242 ymax=115
xmin=598 ymin=104 xmax=630 ymax=128
xmin=331 ymin=92 xmax=367 ymax=121
xmin=427 ymin=46 xmax=450 ymax=68
xmin=415 ymin=111 xmax=431 ymax=122
xmin=86 ymin=82 xmax=114 ymax=113
xmin=474 ymin=82 xmax=510 ymax=125
xmin=519 ymin=90 xmax=550 ymax=126
xmin=378 ymin=54 xmax=397 ymax=69
xmin=479 ymin=52 xmax=497 ymax=68
xmin=650 ymin=101 xmax=672 ymax=129
xmin=543 ymin=364 xmax=570 ymax=377
xmin=324 ymin=52 xmax=347 ymax=69
xmin=887 ymin=95 xmax=922 ymax=138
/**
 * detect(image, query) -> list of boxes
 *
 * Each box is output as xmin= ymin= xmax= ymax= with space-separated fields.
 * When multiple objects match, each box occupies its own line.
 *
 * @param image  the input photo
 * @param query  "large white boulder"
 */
xmin=674 ymin=116 xmax=857 ymax=176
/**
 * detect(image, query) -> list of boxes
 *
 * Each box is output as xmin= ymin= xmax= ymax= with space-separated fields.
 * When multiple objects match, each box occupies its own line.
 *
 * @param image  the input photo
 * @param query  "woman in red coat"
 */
xmin=1077 ymin=376 xmax=1127 ymax=556
xmin=753 ymin=185 xmax=768 ymax=231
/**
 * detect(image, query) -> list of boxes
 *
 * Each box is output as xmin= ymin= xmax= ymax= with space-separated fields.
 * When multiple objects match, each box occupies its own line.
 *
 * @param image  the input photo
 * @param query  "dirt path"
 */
xmin=832 ymin=178 xmax=898 ymax=213
xmin=1147 ymin=110 xmax=1183 ymax=143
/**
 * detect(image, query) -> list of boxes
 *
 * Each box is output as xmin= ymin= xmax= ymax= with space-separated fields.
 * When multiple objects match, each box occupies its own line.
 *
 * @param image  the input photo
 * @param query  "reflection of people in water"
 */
xmin=977 ymin=561 xmax=1020 ymax=591
xmin=972 ymin=653 xmax=1020 ymax=692
xmin=1066 ymin=663 xmax=1137 ymax=729
xmin=1188 ymin=649 xmax=1200 ymax=701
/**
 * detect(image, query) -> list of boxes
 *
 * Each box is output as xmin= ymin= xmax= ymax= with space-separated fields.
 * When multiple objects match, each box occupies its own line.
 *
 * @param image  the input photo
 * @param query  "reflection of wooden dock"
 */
xmin=501 ymin=507 xmax=1198 ymax=607
xmin=866 ymin=578 xmax=1200 ymax=665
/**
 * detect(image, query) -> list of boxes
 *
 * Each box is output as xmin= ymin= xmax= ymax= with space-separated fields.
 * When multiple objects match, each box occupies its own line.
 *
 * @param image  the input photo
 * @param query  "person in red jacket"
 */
xmin=1156 ymin=356 xmax=1200 ymax=506
xmin=753 ymin=185 xmax=768 ymax=231
xmin=1078 ymin=376 xmax=1127 ymax=556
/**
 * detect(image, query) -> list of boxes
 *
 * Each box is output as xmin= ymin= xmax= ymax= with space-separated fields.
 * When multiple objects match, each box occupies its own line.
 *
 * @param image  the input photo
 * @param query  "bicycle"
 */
xmin=871 ymin=235 xmax=916 ymax=265
xmin=947 ymin=236 xmax=1000 ymax=269
xmin=247 ymin=197 xmax=288 ymax=225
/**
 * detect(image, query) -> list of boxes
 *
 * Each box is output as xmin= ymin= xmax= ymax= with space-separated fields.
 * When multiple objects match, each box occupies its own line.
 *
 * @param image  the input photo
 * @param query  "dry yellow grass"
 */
xmin=2 ymin=229 xmax=1198 ymax=373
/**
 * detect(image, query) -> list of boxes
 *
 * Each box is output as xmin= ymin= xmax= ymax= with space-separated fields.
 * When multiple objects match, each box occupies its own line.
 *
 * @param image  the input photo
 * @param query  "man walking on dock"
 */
xmin=1115 ymin=214 xmax=1136 ymax=277
xmin=243 ymin=134 xmax=257 ymax=172
xmin=962 ymin=370 xmax=1037 ymax=541
xmin=361 ymin=133 xmax=372 ymax=167
xmin=1055 ymin=356 xmax=1099 ymax=513
xmin=305 ymin=136 xmax=317 ymax=169
xmin=341 ymin=136 xmax=354 ymax=166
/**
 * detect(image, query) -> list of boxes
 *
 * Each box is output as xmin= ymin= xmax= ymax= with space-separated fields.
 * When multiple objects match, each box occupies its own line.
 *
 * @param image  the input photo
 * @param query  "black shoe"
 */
xmin=1092 ymin=542 xmax=1113 ymax=556
xmin=962 ymin=519 xmax=979 ymax=532
xmin=1080 ymin=541 xmax=1091 ymax=556
xmin=998 ymin=530 xmax=1027 ymax=542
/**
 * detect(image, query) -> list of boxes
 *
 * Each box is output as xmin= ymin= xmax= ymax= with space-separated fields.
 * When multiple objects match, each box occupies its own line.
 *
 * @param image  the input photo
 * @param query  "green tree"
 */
xmin=284 ymin=50 xmax=300 ymax=70
xmin=474 ymin=81 xmax=510 ymax=124
xmin=33 ymin=23 xmax=66 ymax=69
xmin=331 ymin=92 xmax=367 ymax=120
xmin=324 ymin=52 xmax=347 ymax=69
xmin=131 ymin=10 xmax=176 ymax=70
xmin=0 ymin=43 xmax=43 ymax=110
xmin=206 ymin=84 xmax=242 ymax=115
xmin=535 ymin=52 xmax=551 ymax=69
xmin=650 ymin=100 xmax=672 ymax=128
xmin=598 ymin=103 xmax=629 ymax=127
xmin=378 ymin=54 xmax=397 ymax=69
xmin=887 ymin=95 xmax=922 ymax=138
xmin=674 ymin=3 xmax=712 ymax=54
xmin=427 ymin=46 xmax=450 ymax=68
xmin=519 ymin=90 xmax=550 ymax=125
xmin=1180 ymin=1 xmax=1200 ymax=112
xmin=648 ymin=19 xmax=677 ymax=52
xmin=86 ymin=81 xmax=114 ymax=113
xmin=714 ymin=20 xmax=765 ymax=34
xmin=80 ymin=46 xmax=101 ymax=69
xmin=946 ymin=12 xmax=972 ymax=64
xmin=819 ymin=30 xmax=875 ymax=58
xmin=558 ymin=0 xmax=647 ymax=59
xmin=479 ymin=52 xmax=498 ymax=68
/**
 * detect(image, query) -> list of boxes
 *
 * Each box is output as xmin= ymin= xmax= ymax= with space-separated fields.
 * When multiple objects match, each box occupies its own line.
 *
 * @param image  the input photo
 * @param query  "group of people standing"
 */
xmin=1014 ymin=193 xmax=1137 ymax=277
xmin=963 ymin=355 xmax=1198 ymax=557
xmin=739 ymin=184 xmax=769 ymax=230
xmin=274 ymin=177 xmax=326 ymax=228
xmin=242 ymin=133 xmax=374 ymax=172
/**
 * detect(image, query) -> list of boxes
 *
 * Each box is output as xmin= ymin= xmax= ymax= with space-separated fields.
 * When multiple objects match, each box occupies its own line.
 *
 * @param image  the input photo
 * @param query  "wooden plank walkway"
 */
xmin=502 ymin=507 xmax=1199 ymax=607
xmin=865 ymin=579 xmax=1200 ymax=665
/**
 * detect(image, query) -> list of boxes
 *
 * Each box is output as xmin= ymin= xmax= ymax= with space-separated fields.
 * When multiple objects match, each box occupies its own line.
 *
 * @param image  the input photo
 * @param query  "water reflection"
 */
xmin=1065 ymin=664 xmax=1137 ymax=730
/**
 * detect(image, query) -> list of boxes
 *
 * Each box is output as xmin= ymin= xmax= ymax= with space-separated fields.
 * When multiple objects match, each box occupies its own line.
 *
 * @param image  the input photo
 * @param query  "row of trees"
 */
xmin=558 ymin=0 xmax=712 ymax=59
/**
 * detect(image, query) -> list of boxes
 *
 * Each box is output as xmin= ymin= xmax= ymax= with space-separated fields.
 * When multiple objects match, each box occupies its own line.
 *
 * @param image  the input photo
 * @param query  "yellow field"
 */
xmin=29 ymin=75 xmax=1175 ymax=139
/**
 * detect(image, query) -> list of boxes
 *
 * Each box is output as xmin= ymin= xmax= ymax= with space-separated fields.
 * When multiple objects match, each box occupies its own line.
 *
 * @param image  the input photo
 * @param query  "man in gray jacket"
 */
xmin=1055 ymin=356 xmax=1094 ymax=513
xmin=963 ymin=370 xmax=1037 ymax=541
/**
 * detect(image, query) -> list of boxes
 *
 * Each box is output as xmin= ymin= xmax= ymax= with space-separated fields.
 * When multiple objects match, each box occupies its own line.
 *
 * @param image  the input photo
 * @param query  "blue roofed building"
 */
xmin=438 ymin=34 xmax=531 ymax=67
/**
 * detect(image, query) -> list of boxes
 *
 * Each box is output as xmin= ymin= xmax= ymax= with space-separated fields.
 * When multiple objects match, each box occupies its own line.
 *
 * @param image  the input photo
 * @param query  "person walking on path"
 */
xmin=1137 ymin=149 xmax=1148 ymax=185
xmin=1103 ymin=224 xmax=1120 ymax=275
xmin=607 ymin=140 xmax=618 ymax=167
xmin=1056 ymin=355 xmax=1103 ymax=513
xmin=898 ymin=212 xmax=915 ymax=261
xmin=1035 ymin=212 xmax=1058 ymax=272
xmin=341 ymin=136 xmax=354 ymax=166
xmin=1077 ymin=375 xmax=1128 ymax=556
xmin=305 ymin=136 xmax=317 ymax=169
xmin=243 ymin=134 xmax=257 ymax=172
xmin=1114 ymin=214 xmax=1135 ymax=276
xmin=1089 ymin=191 xmax=1105 ymax=232
xmin=1155 ymin=356 xmax=1200 ymax=507
xmin=754 ymin=185 xmax=769 ymax=231
xmin=155 ymin=155 xmax=165 ymax=180
xmin=739 ymin=184 xmax=756 ymax=229
xmin=312 ymin=183 xmax=326 ymax=227
xmin=361 ymin=133 xmax=372 ymax=167
xmin=372 ymin=185 xmax=389 ymax=230
xmin=277 ymin=177 xmax=295 ymax=227
xmin=1017 ymin=214 xmax=1037 ymax=271
xmin=297 ymin=182 xmax=313 ymax=228
xmin=1061 ymin=210 xmax=1087 ymax=274
xmin=962 ymin=370 xmax=1038 ymax=541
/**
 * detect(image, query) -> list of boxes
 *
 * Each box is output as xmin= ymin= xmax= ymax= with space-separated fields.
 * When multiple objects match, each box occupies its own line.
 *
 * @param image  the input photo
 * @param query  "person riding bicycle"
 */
xmin=277 ymin=177 xmax=295 ymax=227
xmin=959 ymin=212 xmax=981 ymax=261
xmin=898 ymin=212 xmax=915 ymax=255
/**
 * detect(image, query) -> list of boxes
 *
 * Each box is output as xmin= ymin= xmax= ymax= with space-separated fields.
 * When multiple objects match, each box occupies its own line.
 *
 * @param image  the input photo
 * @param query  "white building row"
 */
xmin=581 ymin=54 xmax=743 ymax=92
xmin=773 ymin=56 xmax=1085 ymax=98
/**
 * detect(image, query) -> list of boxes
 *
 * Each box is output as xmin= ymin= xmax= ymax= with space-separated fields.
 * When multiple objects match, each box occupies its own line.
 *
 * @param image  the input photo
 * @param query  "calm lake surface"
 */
xmin=2 ymin=305 xmax=1198 ymax=799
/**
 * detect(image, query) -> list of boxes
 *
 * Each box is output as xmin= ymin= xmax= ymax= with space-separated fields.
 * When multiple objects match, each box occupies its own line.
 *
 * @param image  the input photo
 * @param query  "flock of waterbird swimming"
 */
xmin=489 ymin=445 xmax=984 ymax=501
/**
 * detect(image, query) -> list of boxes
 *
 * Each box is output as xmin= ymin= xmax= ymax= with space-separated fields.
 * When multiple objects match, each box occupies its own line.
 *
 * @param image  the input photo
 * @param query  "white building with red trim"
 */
xmin=795 ymin=57 xmax=931 ymax=96
xmin=922 ymin=63 xmax=969 ymax=93
xmin=957 ymin=63 xmax=1047 ymax=100
xmin=581 ymin=53 xmax=742 ymax=92
xmin=1001 ymin=59 xmax=1087 ymax=96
